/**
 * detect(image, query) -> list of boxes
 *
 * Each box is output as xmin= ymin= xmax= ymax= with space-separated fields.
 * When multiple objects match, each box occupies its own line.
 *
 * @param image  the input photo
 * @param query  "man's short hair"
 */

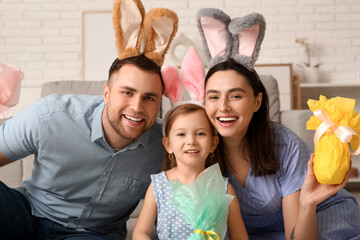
xmin=108 ymin=55 xmax=164 ymax=91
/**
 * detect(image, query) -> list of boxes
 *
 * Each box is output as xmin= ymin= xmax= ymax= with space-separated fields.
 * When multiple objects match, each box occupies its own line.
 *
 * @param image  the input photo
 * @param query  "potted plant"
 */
xmin=295 ymin=37 xmax=322 ymax=83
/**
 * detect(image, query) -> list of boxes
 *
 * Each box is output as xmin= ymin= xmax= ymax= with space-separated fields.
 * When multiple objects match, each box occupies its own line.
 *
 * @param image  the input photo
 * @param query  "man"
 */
xmin=0 ymin=55 xmax=165 ymax=239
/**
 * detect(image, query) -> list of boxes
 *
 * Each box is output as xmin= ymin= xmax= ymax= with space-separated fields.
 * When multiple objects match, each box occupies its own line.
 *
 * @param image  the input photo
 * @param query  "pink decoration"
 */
xmin=180 ymin=46 xmax=205 ymax=101
xmin=0 ymin=63 xmax=24 ymax=119
xmin=162 ymin=47 xmax=205 ymax=104
xmin=162 ymin=65 xmax=182 ymax=103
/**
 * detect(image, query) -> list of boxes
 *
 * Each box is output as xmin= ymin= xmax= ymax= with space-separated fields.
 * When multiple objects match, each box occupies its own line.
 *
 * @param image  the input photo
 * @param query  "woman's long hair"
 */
xmin=205 ymin=59 xmax=279 ymax=176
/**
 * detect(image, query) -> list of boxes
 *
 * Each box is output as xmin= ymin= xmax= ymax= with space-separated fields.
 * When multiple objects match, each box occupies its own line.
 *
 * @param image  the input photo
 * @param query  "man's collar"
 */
xmin=91 ymin=102 xmax=105 ymax=142
xmin=136 ymin=129 xmax=149 ymax=151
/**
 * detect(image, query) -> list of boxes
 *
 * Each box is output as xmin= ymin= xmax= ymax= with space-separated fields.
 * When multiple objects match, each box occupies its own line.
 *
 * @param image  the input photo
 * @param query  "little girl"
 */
xmin=133 ymin=103 xmax=248 ymax=240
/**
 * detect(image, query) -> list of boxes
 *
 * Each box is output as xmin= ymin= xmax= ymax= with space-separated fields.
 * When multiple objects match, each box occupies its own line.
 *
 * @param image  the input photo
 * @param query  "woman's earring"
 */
xmin=209 ymin=152 xmax=214 ymax=158
xmin=169 ymin=153 xmax=175 ymax=160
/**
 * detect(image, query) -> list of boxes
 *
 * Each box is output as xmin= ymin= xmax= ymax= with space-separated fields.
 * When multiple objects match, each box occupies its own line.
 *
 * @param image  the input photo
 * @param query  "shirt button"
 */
xmin=103 ymin=172 xmax=108 ymax=176
xmin=94 ymin=192 xmax=100 ymax=197
xmin=84 ymin=207 xmax=90 ymax=212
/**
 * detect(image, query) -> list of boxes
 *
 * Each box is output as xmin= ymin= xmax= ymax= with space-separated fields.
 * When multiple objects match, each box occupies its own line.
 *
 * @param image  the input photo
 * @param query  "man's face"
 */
xmin=102 ymin=64 xmax=162 ymax=149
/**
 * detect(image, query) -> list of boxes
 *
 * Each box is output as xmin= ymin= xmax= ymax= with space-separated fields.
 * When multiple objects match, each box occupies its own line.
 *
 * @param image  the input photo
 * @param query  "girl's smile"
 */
xmin=163 ymin=111 xmax=218 ymax=168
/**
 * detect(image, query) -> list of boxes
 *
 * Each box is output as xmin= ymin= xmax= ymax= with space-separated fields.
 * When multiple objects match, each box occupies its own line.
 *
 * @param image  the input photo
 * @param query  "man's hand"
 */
xmin=0 ymin=152 xmax=12 ymax=167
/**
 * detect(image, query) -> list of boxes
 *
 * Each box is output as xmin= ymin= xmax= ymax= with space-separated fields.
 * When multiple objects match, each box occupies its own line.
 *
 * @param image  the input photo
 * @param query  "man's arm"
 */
xmin=0 ymin=152 xmax=12 ymax=167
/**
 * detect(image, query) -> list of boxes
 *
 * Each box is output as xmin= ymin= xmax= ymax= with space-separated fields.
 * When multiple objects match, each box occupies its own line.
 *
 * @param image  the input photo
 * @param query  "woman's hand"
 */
xmin=300 ymin=154 xmax=351 ymax=209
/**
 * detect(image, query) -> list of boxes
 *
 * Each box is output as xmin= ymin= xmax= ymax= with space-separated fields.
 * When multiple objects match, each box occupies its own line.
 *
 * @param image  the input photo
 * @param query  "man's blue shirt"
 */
xmin=0 ymin=94 xmax=164 ymax=237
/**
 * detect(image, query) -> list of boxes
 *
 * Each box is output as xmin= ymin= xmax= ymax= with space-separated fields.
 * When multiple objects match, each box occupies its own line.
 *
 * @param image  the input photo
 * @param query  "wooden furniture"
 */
xmin=294 ymin=81 xmax=360 ymax=109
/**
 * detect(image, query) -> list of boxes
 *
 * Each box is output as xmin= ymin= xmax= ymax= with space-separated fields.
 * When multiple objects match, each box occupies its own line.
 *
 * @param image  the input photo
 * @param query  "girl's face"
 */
xmin=163 ymin=111 xmax=218 ymax=168
xmin=205 ymin=70 xmax=262 ymax=140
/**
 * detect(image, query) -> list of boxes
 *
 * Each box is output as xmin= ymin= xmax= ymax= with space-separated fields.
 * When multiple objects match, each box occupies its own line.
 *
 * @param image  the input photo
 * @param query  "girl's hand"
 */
xmin=300 ymin=154 xmax=351 ymax=209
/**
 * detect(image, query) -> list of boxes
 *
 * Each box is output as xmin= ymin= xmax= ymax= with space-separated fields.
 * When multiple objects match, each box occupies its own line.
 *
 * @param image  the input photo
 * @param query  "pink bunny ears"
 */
xmin=196 ymin=9 xmax=266 ymax=70
xmin=161 ymin=46 xmax=205 ymax=136
xmin=162 ymin=46 xmax=205 ymax=105
xmin=0 ymin=63 xmax=24 ymax=119
xmin=112 ymin=0 xmax=178 ymax=67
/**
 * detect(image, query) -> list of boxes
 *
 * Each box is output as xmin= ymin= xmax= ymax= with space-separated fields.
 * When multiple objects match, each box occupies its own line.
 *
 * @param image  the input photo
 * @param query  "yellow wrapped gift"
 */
xmin=306 ymin=95 xmax=360 ymax=185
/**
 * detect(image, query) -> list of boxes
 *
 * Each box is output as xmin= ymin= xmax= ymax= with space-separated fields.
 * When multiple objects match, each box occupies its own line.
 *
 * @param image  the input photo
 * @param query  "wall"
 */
xmin=1 ymin=0 xmax=360 ymax=114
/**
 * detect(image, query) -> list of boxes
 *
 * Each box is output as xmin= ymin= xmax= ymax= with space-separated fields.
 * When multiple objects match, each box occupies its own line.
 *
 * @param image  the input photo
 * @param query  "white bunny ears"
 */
xmin=196 ymin=8 xmax=266 ymax=70
xmin=112 ymin=0 xmax=178 ymax=66
xmin=0 ymin=63 xmax=24 ymax=119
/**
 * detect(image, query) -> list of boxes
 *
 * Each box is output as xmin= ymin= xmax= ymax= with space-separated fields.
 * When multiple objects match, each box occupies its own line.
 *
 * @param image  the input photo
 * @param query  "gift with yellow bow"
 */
xmin=169 ymin=164 xmax=233 ymax=240
xmin=306 ymin=95 xmax=360 ymax=185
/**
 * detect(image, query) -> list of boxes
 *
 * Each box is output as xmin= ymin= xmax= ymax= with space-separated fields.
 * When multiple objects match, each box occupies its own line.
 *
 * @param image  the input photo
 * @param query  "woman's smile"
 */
xmin=205 ymin=70 xmax=262 ymax=139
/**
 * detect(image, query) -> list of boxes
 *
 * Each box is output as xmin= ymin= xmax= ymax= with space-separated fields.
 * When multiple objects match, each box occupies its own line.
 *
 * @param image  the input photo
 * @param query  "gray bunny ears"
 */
xmin=196 ymin=8 xmax=266 ymax=70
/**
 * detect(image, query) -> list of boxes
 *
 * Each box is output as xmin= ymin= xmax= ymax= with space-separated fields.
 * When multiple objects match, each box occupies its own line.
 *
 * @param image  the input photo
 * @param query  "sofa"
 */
xmin=0 ymin=76 xmax=359 ymax=239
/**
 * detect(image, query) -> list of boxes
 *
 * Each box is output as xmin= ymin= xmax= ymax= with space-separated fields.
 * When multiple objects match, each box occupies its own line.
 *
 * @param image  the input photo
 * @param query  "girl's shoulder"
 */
xmin=151 ymin=169 xmax=178 ymax=185
xmin=151 ymin=171 xmax=167 ymax=183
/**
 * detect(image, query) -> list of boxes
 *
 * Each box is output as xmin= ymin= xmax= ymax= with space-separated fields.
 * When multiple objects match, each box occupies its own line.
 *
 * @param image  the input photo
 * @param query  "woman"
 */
xmin=197 ymin=8 xmax=360 ymax=239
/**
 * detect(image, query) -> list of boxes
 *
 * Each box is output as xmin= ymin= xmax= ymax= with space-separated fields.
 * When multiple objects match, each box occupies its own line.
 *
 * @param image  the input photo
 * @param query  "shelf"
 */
xmin=294 ymin=78 xmax=360 ymax=109
xmin=348 ymin=177 xmax=360 ymax=183
xmin=301 ymin=82 xmax=360 ymax=88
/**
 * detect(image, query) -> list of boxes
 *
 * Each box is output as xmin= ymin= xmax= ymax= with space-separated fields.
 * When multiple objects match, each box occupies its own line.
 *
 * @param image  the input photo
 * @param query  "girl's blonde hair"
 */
xmin=162 ymin=103 xmax=218 ymax=171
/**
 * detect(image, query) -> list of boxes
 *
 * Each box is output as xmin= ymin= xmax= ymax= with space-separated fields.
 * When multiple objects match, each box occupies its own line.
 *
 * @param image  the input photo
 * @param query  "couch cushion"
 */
xmin=0 ymin=160 xmax=22 ymax=187
xmin=280 ymin=109 xmax=314 ymax=150
xmin=41 ymin=80 xmax=106 ymax=98
xmin=259 ymin=75 xmax=280 ymax=123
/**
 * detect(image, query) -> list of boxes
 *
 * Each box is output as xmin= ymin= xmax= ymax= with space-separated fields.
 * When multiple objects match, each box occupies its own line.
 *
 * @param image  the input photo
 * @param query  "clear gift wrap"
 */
xmin=169 ymin=164 xmax=234 ymax=240
xmin=306 ymin=95 xmax=360 ymax=184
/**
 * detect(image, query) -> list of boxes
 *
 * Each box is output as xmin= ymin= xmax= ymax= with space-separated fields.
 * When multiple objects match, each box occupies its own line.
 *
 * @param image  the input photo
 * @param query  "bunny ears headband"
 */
xmin=196 ymin=8 xmax=266 ymax=70
xmin=112 ymin=0 xmax=178 ymax=66
xmin=161 ymin=46 xmax=205 ymax=135
xmin=162 ymin=46 xmax=205 ymax=105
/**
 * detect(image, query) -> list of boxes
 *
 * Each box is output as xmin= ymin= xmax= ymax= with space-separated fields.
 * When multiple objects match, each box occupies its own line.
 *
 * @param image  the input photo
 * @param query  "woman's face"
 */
xmin=205 ymin=69 xmax=262 ymax=140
